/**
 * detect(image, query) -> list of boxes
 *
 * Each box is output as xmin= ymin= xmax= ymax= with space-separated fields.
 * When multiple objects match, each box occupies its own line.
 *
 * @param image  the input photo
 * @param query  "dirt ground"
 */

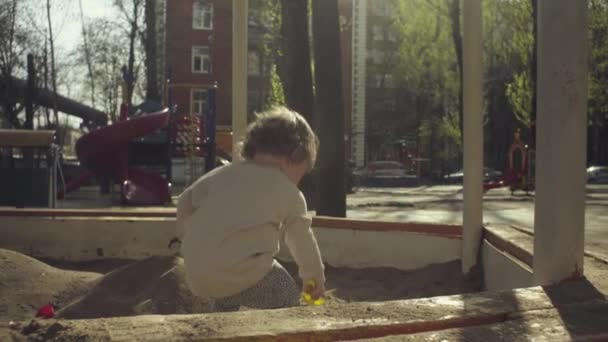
xmin=0 ymin=248 xmax=479 ymax=322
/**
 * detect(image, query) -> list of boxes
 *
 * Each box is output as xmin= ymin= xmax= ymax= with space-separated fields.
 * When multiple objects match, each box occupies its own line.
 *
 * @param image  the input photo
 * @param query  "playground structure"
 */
xmin=61 ymin=81 xmax=233 ymax=205
xmin=0 ymin=130 xmax=60 ymax=208
xmin=0 ymin=51 xmax=235 ymax=206
xmin=483 ymin=129 xmax=535 ymax=194
xmin=72 ymin=108 xmax=172 ymax=205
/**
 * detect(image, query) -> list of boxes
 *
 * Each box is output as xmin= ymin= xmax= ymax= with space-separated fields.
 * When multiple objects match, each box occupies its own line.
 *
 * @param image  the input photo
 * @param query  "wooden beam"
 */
xmin=0 ymin=129 xmax=56 ymax=147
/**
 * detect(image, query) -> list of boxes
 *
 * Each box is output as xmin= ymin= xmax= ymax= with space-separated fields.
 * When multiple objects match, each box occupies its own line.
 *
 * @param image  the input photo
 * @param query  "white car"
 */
xmin=587 ymin=166 xmax=608 ymax=184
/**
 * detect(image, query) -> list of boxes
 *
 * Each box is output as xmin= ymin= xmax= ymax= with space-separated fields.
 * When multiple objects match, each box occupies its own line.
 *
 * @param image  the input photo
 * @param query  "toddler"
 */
xmin=177 ymin=106 xmax=325 ymax=311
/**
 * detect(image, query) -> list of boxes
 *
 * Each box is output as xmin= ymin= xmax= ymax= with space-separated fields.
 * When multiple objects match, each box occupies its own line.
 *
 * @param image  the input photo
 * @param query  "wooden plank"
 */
xmin=0 ymin=129 xmax=56 ymax=147
xmin=484 ymin=225 xmax=534 ymax=268
xmin=0 ymin=208 xmax=462 ymax=238
xmin=358 ymin=303 xmax=608 ymax=341
xmin=7 ymin=286 xmax=559 ymax=341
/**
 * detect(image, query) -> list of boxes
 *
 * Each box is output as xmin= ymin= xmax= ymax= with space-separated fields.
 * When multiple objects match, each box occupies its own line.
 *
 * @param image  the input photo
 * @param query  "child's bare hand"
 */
xmin=303 ymin=279 xmax=325 ymax=300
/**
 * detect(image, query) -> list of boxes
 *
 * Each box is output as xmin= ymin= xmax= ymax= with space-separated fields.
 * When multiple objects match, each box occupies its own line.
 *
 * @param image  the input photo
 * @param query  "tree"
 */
xmin=79 ymin=0 xmax=95 ymax=108
xmin=278 ymin=0 xmax=314 ymax=121
xmin=391 ymin=0 xmax=459 ymax=173
xmin=0 ymin=0 xmax=27 ymax=128
xmin=483 ymin=0 xmax=533 ymax=169
xmin=249 ymin=0 xmax=283 ymax=110
xmin=46 ymin=0 xmax=59 ymax=126
xmin=143 ymin=0 xmax=160 ymax=102
xmin=530 ymin=0 xmax=537 ymax=147
xmin=72 ymin=18 xmax=128 ymax=122
xmin=588 ymin=0 xmax=608 ymax=165
xmin=114 ymin=0 xmax=144 ymax=108
xmin=278 ymin=0 xmax=318 ymax=208
xmin=448 ymin=0 xmax=464 ymax=144
xmin=312 ymin=0 xmax=346 ymax=217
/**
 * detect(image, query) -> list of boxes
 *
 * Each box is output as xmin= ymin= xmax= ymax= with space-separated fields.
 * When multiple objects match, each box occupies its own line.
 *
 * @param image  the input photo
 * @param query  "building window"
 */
xmin=191 ymin=89 xmax=208 ymax=116
xmin=384 ymin=74 xmax=395 ymax=88
xmin=192 ymin=46 xmax=211 ymax=73
xmin=193 ymin=0 xmax=213 ymax=30
xmin=248 ymin=50 xmax=261 ymax=76
xmin=372 ymin=26 xmax=383 ymax=41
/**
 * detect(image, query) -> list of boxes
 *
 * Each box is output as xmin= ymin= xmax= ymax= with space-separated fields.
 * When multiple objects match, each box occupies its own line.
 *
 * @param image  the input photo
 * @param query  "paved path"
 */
xmin=347 ymin=185 xmax=608 ymax=261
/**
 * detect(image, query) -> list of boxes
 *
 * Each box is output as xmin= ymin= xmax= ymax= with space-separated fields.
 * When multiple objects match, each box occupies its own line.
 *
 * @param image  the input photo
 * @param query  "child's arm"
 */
xmin=283 ymin=196 xmax=325 ymax=296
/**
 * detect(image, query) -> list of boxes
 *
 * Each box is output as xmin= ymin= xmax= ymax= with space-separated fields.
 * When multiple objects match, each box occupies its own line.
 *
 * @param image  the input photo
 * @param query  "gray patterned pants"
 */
xmin=212 ymin=260 xmax=300 ymax=312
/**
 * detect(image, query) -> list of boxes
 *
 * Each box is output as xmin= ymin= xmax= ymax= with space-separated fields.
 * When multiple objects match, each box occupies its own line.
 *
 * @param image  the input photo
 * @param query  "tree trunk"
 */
xmin=79 ymin=0 xmax=96 ymax=108
xmin=46 ymin=0 xmax=59 ymax=127
xmin=449 ymin=0 xmax=464 ymax=145
xmin=279 ymin=0 xmax=318 ymax=209
xmin=43 ymin=42 xmax=51 ymax=127
xmin=530 ymin=0 xmax=537 ymax=148
xmin=25 ymin=54 xmax=35 ymax=130
xmin=0 ymin=0 xmax=22 ymax=129
xmin=126 ymin=0 xmax=141 ymax=108
xmin=144 ymin=0 xmax=160 ymax=102
xmin=24 ymin=54 xmax=36 ymax=167
xmin=312 ymin=0 xmax=346 ymax=217
xmin=279 ymin=0 xmax=314 ymax=120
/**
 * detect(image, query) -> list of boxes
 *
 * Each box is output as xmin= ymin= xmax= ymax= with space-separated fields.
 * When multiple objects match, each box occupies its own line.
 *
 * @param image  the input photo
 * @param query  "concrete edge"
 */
xmin=0 ymin=208 xmax=462 ymax=238
xmin=483 ymin=226 xmax=533 ymax=268
xmin=506 ymin=224 xmax=608 ymax=266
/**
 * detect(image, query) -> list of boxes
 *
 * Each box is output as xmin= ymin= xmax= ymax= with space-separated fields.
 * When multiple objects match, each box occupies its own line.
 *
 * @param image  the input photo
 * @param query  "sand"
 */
xmin=0 ymin=248 xmax=478 ymax=322
xmin=0 ymin=249 xmax=99 ymax=321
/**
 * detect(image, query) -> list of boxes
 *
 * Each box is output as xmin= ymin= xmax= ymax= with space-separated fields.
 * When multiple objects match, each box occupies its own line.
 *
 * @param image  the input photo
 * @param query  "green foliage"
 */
xmin=387 ymin=0 xmax=460 ymax=168
xmin=250 ymin=0 xmax=283 ymax=110
xmin=437 ymin=110 xmax=462 ymax=161
xmin=485 ymin=0 xmax=534 ymax=128
xmin=506 ymin=71 xmax=532 ymax=126
xmin=393 ymin=0 xmax=456 ymax=106
xmin=265 ymin=63 xmax=285 ymax=108
xmin=589 ymin=0 xmax=608 ymax=128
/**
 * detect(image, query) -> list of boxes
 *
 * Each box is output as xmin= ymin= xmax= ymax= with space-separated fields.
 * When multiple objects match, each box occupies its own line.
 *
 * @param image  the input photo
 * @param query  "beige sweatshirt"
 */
xmin=178 ymin=161 xmax=325 ymax=299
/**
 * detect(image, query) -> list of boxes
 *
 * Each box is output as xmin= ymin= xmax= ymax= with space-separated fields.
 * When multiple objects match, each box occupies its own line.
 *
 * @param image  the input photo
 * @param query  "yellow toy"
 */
xmin=301 ymin=280 xmax=326 ymax=305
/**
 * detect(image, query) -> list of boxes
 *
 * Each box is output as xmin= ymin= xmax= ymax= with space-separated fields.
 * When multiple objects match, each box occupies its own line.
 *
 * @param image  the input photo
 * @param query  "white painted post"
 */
xmin=351 ymin=0 xmax=367 ymax=168
xmin=232 ymin=0 xmax=248 ymax=159
xmin=462 ymin=0 xmax=483 ymax=274
xmin=533 ymin=0 xmax=588 ymax=285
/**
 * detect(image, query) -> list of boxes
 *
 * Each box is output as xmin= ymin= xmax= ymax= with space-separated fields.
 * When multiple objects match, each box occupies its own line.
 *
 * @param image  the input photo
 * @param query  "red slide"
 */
xmin=75 ymin=109 xmax=171 ymax=205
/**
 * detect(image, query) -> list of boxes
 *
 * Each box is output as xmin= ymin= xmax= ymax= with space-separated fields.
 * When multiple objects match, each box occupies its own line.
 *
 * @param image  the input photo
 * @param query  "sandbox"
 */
xmin=0 ymin=210 xmax=480 ymax=335
xmin=1 ymin=210 xmax=608 ymax=341
xmin=0 ymin=211 xmax=471 ymax=318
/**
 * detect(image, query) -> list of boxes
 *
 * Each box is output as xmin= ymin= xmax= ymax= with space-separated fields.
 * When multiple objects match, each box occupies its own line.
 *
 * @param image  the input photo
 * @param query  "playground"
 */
xmin=1 ymin=0 xmax=608 ymax=341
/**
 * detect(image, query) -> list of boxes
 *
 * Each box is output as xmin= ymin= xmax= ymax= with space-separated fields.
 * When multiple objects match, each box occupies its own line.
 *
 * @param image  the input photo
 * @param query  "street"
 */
xmin=347 ymin=185 xmax=608 ymax=261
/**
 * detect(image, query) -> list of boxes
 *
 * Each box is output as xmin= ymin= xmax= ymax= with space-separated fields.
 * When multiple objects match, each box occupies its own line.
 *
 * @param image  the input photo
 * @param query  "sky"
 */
xmin=54 ymin=0 xmax=116 ymax=52
xmin=27 ymin=0 xmax=115 ymax=127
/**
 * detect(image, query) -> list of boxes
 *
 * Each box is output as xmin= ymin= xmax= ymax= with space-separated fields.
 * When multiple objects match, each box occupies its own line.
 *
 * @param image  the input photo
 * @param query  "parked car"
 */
xmin=353 ymin=160 xmax=417 ymax=187
xmin=587 ymin=165 xmax=608 ymax=184
xmin=443 ymin=167 xmax=503 ymax=184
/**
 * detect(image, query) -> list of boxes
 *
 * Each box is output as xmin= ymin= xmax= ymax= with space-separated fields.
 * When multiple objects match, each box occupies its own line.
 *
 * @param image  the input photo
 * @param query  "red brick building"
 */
xmin=165 ymin=0 xmax=233 ymax=127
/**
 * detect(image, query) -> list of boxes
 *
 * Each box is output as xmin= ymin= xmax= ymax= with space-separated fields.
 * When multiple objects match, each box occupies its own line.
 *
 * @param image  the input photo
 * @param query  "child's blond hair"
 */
xmin=240 ymin=106 xmax=319 ymax=169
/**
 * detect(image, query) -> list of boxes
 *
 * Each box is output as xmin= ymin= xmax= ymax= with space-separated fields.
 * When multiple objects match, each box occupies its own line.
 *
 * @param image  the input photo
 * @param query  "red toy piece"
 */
xmin=35 ymin=303 xmax=55 ymax=319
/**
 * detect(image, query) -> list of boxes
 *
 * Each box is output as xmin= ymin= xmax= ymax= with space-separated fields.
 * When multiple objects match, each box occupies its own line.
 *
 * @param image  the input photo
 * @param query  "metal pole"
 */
xmin=205 ymin=85 xmax=217 ymax=172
